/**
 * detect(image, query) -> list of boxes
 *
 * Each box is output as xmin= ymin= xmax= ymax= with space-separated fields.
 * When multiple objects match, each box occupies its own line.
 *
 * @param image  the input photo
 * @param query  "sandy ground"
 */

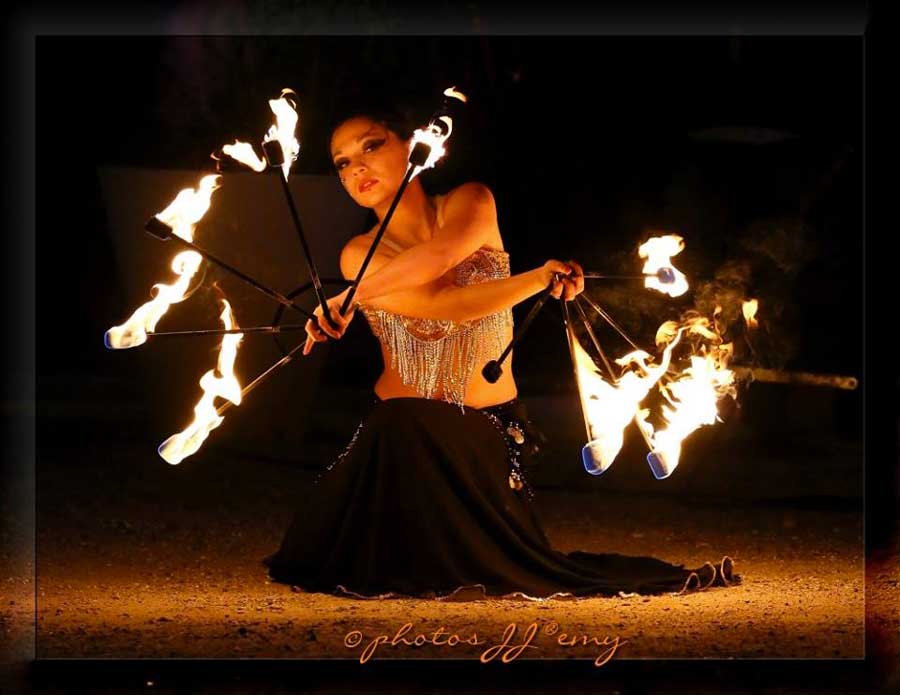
xmin=2 ymin=431 xmax=897 ymax=692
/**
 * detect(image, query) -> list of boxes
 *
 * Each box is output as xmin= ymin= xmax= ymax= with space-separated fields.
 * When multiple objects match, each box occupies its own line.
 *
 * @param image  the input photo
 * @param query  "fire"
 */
xmin=104 ymin=175 xmax=221 ymax=349
xmin=742 ymin=298 xmax=759 ymax=330
xmin=409 ymin=118 xmax=453 ymax=177
xmin=574 ymin=326 xmax=684 ymax=475
xmin=262 ymin=88 xmax=301 ymax=180
xmin=443 ymin=86 xmax=468 ymax=102
xmin=640 ymin=313 xmax=737 ymax=479
xmin=638 ymin=235 xmax=689 ymax=297
xmin=104 ymin=252 xmax=203 ymax=349
xmin=158 ymin=299 xmax=244 ymax=465
xmin=154 ymin=174 xmax=221 ymax=242
xmin=221 ymin=141 xmax=267 ymax=172
xmin=409 ymin=86 xmax=467 ymax=178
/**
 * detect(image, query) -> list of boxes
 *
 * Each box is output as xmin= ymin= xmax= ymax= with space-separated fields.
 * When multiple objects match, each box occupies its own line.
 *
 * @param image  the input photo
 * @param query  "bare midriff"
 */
xmin=373 ymin=338 xmax=519 ymax=409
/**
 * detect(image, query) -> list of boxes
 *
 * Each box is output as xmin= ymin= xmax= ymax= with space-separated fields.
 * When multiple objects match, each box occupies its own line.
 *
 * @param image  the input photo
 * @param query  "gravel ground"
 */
xmin=3 ymin=419 xmax=897 ymax=693
xmin=15 ymin=445 xmax=875 ymax=662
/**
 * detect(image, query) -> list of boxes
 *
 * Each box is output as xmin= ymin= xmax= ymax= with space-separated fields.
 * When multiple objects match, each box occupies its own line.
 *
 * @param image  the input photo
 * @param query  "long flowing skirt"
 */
xmin=264 ymin=396 xmax=740 ymax=600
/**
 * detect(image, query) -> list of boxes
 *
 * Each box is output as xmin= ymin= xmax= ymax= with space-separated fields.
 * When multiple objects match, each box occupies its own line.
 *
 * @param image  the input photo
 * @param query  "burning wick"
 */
xmin=638 ymin=235 xmax=689 ymax=297
xmin=264 ymin=88 xmax=301 ymax=181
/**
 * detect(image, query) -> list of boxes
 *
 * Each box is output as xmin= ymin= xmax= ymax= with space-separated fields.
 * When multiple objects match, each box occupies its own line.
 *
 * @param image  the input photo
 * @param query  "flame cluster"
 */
xmin=575 ymin=234 xmax=755 ymax=479
xmin=576 ymin=329 xmax=683 ymax=474
xmin=576 ymin=309 xmax=737 ymax=478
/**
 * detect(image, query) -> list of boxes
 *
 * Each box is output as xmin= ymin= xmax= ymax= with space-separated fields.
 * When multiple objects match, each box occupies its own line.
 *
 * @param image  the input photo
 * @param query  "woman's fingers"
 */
xmin=550 ymin=276 xmax=564 ymax=299
xmin=305 ymin=303 xmax=358 ymax=354
xmin=316 ymin=304 xmax=357 ymax=340
xmin=546 ymin=259 xmax=584 ymax=301
xmin=560 ymin=260 xmax=582 ymax=300
xmin=303 ymin=318 xmax=327 ymax=356
xmin=317 ymin=312 xmax=343 ymax=339
xmin=567 ymin=259 xmax=585 ymax=295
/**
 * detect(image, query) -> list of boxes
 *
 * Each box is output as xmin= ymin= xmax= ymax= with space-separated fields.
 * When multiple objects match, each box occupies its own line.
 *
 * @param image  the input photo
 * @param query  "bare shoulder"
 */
xmin=442 ymin=181 xmax=496 ymax=214
xmin=340 ymin=228 xmax=390 ymax=281
xmin=440 ymin=181 xmax=503 ymax=250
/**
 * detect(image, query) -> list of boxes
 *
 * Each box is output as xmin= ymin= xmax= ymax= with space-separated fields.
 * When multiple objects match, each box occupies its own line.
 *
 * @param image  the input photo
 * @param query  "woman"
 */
xmin=263 ymin=103 xmax=739 ymax=600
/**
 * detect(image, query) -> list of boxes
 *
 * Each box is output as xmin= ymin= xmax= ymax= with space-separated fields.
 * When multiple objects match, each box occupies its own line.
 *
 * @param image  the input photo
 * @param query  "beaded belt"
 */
xmin=477 ymin=398 xmax=546 ymax=502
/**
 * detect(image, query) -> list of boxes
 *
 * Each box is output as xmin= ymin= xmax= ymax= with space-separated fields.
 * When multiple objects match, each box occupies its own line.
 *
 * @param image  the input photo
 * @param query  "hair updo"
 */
xmin=328 ymin=89 xmax=424 ymax=147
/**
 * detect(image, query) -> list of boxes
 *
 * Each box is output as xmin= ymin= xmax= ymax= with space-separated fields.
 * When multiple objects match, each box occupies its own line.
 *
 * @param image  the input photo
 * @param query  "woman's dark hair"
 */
xmin=327 ymin=89 xmax=424 ymax=146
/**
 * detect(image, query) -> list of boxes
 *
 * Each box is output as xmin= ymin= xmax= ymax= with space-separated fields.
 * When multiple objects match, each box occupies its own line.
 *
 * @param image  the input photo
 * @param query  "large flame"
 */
xmin=409 ymin=117 xmax=453 ymax=178
xmin=640 ymin=314 xmax=737 ymax=478
xmin=262 ymin=88 xmax=301 ymax=180
xmin=158 ymin=299 xmax=244 ymax=465
xmin=742 ymin=298 xmax=759 ymax=330
xmin=104 ymin=252 xmax=203 ymax=349
xmin=575 ymin=327 xmax=684 ymax=474
xmin=408 ymin=86 xmax=467 ymax=179
xmin=221 ymin=141 xmax=267 ymax=172
xmin=104 ymin=175 xmax=221 ymax=349
xmin=639 ymin=235 xmax=689 ymax=297
xmin=154 ymin=174 xmax=221 ymax=243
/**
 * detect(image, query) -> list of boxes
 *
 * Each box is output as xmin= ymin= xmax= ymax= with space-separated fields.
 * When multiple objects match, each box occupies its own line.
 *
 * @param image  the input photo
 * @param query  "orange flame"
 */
xmin=408 ymin=86 xmax=467 ymax=179
xmin=154 ymin=174 xmax=221 ymax=242
xmin=221 ymin=141 xmax=267 ymax=172
xmin=639 ymin=313 xmax=737 ymax=478
xmin=158 ymin=299 xmax=244 ymax=465
xmin=104 ymin=175 xmax=221 ymax=349
xmin=573 ymin=326 xmax=684 ymax=473
xmin=263 ymin=88 xmax=300 ymax=180
xmin=443 ymin=86 xmax=468 ymax=102
xmin=638 ymin=235 xmax=689 ymax=297
xmin=742 ymin=299 xmax=759 ymax=330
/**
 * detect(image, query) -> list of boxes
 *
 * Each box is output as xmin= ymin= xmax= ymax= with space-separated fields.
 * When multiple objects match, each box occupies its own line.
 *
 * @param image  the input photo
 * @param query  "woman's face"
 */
xmin=330 ymin=117 xmax=411 ymax=208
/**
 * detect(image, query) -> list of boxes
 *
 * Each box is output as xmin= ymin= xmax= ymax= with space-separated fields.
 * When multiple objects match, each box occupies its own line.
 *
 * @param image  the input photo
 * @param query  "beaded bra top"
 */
xmin=358 ymin=194 xmax=513 ymax=409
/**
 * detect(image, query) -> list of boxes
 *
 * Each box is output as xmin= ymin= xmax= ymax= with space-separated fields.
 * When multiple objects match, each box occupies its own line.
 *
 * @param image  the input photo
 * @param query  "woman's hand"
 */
xmin=541 ymin=259 xmax=585 ymax=300
xmin=302 ymin=288 xmax=358 ymax=356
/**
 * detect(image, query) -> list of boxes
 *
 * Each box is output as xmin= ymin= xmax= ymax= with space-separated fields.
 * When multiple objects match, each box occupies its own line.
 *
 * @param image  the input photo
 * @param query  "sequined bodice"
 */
xmin=357 ymin=195 xmax=513 ymax=408
xmin=361 ymin=246 xmax=511 ymax=341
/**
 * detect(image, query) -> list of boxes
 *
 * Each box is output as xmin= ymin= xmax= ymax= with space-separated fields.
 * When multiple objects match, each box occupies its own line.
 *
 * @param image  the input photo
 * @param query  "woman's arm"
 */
xmin=356 ymin=260 xmax=578 ymax=323
xmin=347 ymin=182 xmax=498 ymax=303
xmin=302 ymin=253 xmax=582 ymax=354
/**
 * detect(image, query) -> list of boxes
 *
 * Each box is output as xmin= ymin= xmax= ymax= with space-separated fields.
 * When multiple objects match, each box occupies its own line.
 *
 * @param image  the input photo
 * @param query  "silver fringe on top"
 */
xmin=360 ymin=247 xmax=513 ymax=409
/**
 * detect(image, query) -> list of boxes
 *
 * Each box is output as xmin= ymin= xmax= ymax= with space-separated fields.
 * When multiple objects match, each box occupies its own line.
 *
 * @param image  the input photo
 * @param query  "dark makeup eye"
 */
xmin=363 ymin=138 xmax=385 ymax=152
xmin=333 ymin=137 xmax=384 ymax=173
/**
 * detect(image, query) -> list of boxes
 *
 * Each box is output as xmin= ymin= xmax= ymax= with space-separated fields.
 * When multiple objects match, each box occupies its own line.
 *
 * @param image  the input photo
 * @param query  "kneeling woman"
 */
xmin=264 ymin=105 xmax=739 ymax=600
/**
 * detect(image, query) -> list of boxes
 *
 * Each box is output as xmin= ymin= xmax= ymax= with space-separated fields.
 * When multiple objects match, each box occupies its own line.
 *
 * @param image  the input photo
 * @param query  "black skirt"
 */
xmin=264 ymin=396 xmax=740 ymax=600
